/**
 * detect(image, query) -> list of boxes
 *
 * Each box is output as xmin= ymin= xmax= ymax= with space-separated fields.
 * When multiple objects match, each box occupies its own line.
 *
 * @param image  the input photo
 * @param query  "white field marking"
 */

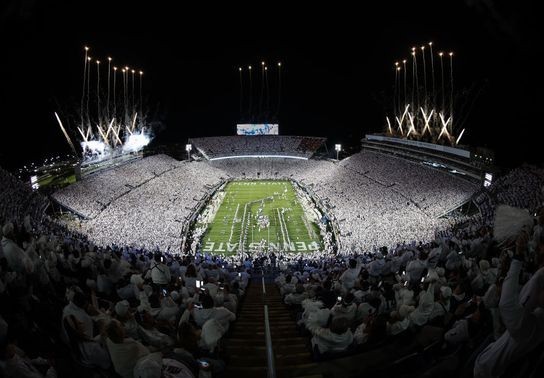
xmin=280 ymin=208 xmax=292 ymax=245
xmin=277 ymin=208 xmax=287 ymax=246
xmin=228 ymin=203 xmax=240 ymax=243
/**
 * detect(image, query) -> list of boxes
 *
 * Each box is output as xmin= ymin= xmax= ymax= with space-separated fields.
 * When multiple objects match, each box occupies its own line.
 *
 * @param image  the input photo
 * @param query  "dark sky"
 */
xmin=0 ymin=0 xmax=541 ymax=170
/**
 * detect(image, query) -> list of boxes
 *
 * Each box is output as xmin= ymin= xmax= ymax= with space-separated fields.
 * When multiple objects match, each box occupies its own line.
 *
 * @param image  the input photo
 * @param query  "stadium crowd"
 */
xmin=270 ymin=204 xmax=544 ymax=377
xmin=0 ymin=212 xmax=251 ymax=377
xmin=52 ymin=151 xmax=478 ymax=253
xmin=2 ymin=148 xmax=544 ymax=377
xmin=189 ymin=136 xmax=325 ymax=159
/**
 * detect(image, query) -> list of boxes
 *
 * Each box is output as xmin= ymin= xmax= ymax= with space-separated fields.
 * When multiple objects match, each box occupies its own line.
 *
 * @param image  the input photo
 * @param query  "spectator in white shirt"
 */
xmin=145 ymin=253 xmax=171 ymax=287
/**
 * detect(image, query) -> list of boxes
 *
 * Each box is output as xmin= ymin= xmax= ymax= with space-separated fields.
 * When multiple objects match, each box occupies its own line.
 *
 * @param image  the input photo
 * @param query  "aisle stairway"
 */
xmin=224 ymin=276 xmax=321 ymax=378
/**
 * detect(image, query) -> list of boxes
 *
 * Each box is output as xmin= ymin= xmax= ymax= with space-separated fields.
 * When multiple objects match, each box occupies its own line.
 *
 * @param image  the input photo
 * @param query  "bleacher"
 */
xmin=361 ymin=134 xmax=487 ymax=184
xmin=189 ymin=136 xmax=326 ymax=160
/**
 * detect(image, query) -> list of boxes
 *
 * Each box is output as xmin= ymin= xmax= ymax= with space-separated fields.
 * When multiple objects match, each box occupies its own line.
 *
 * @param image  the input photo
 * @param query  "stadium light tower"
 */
xmin=335 ymin=144 xmax=341 ymax=161
xmin=185 ymin=143 xmax=192 ymax=161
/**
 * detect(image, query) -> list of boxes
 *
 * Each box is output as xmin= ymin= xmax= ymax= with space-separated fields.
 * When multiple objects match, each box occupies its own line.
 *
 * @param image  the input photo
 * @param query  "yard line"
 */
xmin=277 ymin=208 xmax=287 ymax=246
xmin=280 ymin=208 xmax=292 ymax=246
xmin=228 ymin=203 xmax=240 ymax=243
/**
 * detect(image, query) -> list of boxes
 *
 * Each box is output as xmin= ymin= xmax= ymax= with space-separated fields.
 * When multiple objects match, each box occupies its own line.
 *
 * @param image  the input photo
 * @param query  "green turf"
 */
xmin=200 ymin=180 xmax=322 ymax=255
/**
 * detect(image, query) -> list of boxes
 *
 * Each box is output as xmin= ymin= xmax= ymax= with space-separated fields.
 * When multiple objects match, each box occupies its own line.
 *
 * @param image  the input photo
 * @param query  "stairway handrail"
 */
xmin=262 ymin=272 xmax=276 ymax=378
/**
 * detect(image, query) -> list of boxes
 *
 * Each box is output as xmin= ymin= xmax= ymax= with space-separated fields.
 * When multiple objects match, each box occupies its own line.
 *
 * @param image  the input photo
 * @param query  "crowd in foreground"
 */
xmin=0 ymin=212 xmax=254 ymax=377
xmin=267 ymin=163 xmax=544 ymax=377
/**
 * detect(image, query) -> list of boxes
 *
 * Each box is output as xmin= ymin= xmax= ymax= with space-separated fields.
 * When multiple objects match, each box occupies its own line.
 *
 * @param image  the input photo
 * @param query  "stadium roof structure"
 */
xmin=362 ymin=134 xmax=493 ymax=183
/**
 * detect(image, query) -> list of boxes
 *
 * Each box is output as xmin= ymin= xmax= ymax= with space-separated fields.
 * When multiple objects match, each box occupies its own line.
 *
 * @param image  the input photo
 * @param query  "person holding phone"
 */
xmin=145 ymin=252 xmax=171 ymax=290
xmin=331 ymin=292 xmax=357 ymax=325
xmin=474 ymin=231 xmax=544 ymax=378
xmin=182 ymin=264 xmax=202 ymax=296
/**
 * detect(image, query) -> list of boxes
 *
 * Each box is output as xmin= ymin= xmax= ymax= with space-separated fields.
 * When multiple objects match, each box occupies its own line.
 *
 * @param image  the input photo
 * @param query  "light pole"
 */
xmin=185 ymin=144 xmax=192 ymax=162
xmin=335 ymin=144 xmax=341 ymax=161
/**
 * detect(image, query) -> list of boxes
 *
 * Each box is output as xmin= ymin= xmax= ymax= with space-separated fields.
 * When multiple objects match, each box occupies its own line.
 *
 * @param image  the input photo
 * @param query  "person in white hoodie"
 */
xmin=331 ymin=293 xmax=357 ymax=326
xmin=191 ymin=294 xmax=236 ymax=335
xmin=474 ymin=233 xmax=544 ymax=378
xmin=388 ymin=304 xmax=414 ymax=335
xmin=106 ymin=319 xmax=154 ymax=378
xmin=145 ymin=253 xmax=171 ymax=288
xmin=409 ymin=282 xmax=435 ymax=327
xmin=406 ymin=251 xmax=427 ymax=285
xmin=307 ymin=316 xmax=354 ymax=354
xmin=1 ymin=222 xmax=30 ymax=274
xmin=339 ymin=258 xmax=361 ymax=291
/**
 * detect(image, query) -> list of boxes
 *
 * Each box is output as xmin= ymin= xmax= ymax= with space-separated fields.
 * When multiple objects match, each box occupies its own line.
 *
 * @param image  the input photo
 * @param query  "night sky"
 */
xmin=0 ymin=1 xmax=540 ymax=171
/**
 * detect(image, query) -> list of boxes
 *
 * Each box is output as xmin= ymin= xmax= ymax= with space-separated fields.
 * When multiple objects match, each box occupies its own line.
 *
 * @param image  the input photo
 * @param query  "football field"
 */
xmin=200 ymin=180 xmax=322 ymax=254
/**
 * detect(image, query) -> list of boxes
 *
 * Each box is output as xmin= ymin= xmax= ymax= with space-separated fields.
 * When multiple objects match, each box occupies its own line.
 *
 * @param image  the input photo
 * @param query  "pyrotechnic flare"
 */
xmin=456 ymin=128 xmax=465 ymax=145
xmin=420 ymin=108 xmax=434 ymax=136
xmin=429 ymin=42 xmax=435 ymax=108
xmin=276 ymin=62 xmax=282 ymax=119
xmin=449 ymin=52 xmax=454 ymax=131
xmin=393 ymin=63 xmax=398 ymax=119
xmin=238 ymin=67 xmax=243 ymax=116
xmin=395 ymin=104 xmax=410 ymax=135
xmin=139 ymin=71 xmax=143 ymax=118
xmin=386 ymin=116 xmax=393 ymax=134
xmin=87 ymin=56 xmax=91 ymax=126
xmin=131 ymin=69 xmax=135 ymax=116
xmin=406 ymin=112 xmax=416 ymax=137
xmin=421 ymin=45 xmax=427 ymax=110
xmin=259 ymin=61 xmax=265 ymax=120
xmin=54 ymin=112 xmax=78 ymax=156
xmin=265 ymin=66 xmax=270 ymax=117
xmin=397 ymin=66 xmax=401 ymax=116
xmin=122 ymin=68 xmax=128 ymax=124
xmin=113 ymin=67 xmax=117 ymax=121
xmin=107 ymin=57 xmax=112 ymax=120
xmin=81 ymin=46 xmax=89 ymax=128
xmin=248 ymin=65 xmax=253 ymax=121
xmin=439 ymin=52 xmax=445 ymax=114
xmin=411 ymin=50 xmax=416 ymax=116
xmin=438 ymin=113 xmax=451 ymax=141
xmin=96 ymin=60 xmax=101 ymax=126
xmin=403 ymin=60 xmax=407 ymax=110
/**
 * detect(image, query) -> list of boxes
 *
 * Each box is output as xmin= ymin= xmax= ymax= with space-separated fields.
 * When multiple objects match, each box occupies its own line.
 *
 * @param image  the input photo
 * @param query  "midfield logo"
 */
xmin=202 ymin=241 xmax=321 ymax=252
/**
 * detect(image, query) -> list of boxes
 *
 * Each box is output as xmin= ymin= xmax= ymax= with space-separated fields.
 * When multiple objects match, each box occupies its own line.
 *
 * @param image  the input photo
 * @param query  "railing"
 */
xmin=262 ymin=275 xmax=276 ymax=378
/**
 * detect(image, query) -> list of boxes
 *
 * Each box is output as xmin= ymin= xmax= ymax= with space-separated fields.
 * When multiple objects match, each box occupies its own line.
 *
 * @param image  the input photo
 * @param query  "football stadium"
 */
xmin=1 ymin=3 xmax=543 ymax=378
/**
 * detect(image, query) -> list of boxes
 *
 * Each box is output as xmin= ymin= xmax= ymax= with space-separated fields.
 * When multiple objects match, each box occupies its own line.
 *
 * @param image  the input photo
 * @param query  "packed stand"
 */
xmin=52 ymin=151 xmax=480 ymax=253
xmin=0 ymin=213 xmax=251 ymax=378
xmin=272 ymin=204 xmax=544 ymax=377
xmin=189 ymin=136 xmax=325 ymax=160
xmin=0 ymin=166 xmax=49 ymax=226
xmin=51 ymin=155 xmax=180 ymax=218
